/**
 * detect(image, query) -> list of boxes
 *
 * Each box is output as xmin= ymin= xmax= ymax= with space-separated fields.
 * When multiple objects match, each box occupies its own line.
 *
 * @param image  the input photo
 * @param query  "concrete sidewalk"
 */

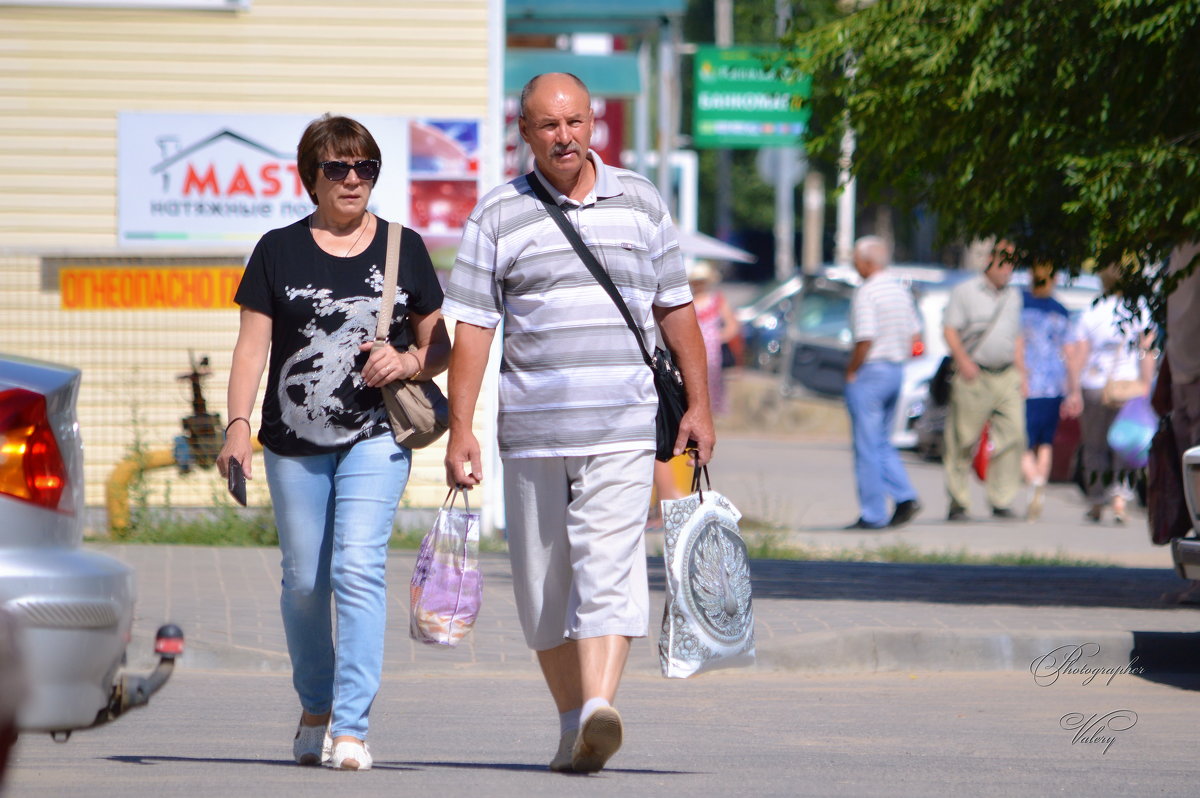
xmin=101 ymin=533 xmax=1199 ymax=681
xmin=94 ymin=423 xmax=1200 ymax=681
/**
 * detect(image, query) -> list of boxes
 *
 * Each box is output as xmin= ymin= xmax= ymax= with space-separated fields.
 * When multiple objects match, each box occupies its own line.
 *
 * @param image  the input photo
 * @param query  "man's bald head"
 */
xmin=519 ymin=72 xmax=592 ymax=120
xmin=853 ymin=235 xmax=891 ymax=279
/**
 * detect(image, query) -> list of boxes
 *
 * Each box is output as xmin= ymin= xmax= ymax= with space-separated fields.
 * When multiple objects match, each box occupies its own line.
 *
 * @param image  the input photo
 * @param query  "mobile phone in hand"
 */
xmin=227 ymin=458 xmax=247 ymax=507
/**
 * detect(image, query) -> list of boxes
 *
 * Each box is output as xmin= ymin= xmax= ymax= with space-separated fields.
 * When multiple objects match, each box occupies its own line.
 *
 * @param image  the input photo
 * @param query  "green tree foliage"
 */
xmin=782 ymin=0 xmax=1200 ymax=322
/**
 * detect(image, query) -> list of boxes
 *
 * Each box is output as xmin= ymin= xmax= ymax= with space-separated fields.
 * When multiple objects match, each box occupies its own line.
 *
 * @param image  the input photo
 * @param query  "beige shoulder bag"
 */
xmin=375 ymin=222 xmax=449 ymax=449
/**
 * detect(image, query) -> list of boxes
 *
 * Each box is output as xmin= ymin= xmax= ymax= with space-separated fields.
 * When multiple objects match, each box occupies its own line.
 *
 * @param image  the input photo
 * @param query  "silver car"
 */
xmin=0 ymin=353 xmax=179 ymax=748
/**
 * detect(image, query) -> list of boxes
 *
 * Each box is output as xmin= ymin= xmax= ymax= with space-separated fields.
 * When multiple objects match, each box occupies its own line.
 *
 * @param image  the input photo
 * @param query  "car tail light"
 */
xmin=0 ymin=388 xmax=69 ymax=511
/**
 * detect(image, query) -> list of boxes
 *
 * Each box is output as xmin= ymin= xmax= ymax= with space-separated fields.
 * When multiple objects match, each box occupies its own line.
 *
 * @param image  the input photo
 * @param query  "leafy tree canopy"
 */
xmin=782 ymin=0 xmax=1200 ymax=322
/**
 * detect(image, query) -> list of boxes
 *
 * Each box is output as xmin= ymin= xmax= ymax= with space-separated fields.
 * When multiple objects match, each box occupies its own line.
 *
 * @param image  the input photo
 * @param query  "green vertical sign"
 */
xmin=693 ymin=46 xmax=812 ymax=149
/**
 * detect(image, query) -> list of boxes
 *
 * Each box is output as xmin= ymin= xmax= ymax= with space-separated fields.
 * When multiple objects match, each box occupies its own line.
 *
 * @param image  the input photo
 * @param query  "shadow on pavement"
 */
xmin=401 ymin=760 xmax=695 ymax=776
xmin=649 ymin=558 xmax=1196 ymax=611
xmin=1131 ymin=632 xmax=1200 ymax=689
xmin=106 ymin=754 xmax=694 ymax=776
xmin=104 ymin=755 xmax=410 ymax=770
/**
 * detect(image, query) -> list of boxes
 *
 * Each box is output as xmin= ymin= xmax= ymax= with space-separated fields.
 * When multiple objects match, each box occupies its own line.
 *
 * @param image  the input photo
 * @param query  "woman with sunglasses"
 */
xmin=216 ymin=114 xmax=449 ymax=771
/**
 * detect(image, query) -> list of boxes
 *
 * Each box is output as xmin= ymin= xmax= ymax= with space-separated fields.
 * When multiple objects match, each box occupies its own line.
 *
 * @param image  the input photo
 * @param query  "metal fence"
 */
xmin=1 ymin=253 xmax=452 ymax=534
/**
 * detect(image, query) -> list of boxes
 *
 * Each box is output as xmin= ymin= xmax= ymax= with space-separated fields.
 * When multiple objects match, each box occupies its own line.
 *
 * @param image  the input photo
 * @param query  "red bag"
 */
xmin=973 ymin=423 xmax=993 ymax=481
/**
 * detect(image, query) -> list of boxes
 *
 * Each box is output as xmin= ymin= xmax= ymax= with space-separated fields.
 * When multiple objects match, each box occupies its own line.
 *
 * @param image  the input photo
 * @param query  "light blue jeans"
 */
xmin=845 ymin=361 xmax=918 ymax=526
xmin=263 ymin=433 xmax=410 ymax=740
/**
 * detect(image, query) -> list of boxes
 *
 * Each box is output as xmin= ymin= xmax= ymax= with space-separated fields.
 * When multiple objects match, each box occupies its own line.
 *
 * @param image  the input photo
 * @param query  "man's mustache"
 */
xmin=551 ymin=144 xmax=579 ymax=157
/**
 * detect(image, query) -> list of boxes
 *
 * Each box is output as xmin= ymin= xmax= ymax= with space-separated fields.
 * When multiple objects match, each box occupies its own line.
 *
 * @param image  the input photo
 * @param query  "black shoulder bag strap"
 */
xmin=965 ymin=287 xmax=1011 ymax=359
xmin=524 ymin=171 xmax=657 ymax=370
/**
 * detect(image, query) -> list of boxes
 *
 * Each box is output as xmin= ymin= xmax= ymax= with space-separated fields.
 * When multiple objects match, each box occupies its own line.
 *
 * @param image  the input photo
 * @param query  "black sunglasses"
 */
xmin=318 ymin=159 xmax=381 ymax=182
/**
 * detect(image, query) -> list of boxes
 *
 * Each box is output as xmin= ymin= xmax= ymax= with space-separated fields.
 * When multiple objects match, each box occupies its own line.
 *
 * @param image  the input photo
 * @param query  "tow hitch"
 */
xmin=84 ymin=624 xmax=184 ymax=735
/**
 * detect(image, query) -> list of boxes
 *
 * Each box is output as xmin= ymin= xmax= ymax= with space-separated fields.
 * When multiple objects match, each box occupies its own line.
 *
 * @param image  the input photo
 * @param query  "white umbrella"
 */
xmin=676 ymin=229 xmax=757 ymax=264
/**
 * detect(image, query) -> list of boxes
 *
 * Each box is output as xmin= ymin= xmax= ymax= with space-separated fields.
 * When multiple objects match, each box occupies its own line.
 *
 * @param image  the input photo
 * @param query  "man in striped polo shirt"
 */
xmin=843 ymin=236 xmax=922 ymax=529
xmin=441 ymin=73 xmax=714 ymax=775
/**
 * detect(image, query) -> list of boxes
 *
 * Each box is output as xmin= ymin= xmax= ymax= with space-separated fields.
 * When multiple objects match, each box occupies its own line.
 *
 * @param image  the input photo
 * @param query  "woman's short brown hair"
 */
xmin=296 ymin=114 xmax=382 ymax=204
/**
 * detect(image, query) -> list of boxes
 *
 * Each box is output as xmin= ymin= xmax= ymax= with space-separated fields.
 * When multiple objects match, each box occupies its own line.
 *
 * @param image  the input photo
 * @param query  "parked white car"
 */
xmin=1172 ymin=446 xmax=1200 ymax=578
xmin=0 ymin=353 xmax=180 ymax=746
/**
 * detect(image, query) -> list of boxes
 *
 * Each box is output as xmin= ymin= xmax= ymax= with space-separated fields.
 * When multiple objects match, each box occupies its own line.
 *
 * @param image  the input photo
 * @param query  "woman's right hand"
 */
xmin=216 ymin=424 xmax=254 ymax=481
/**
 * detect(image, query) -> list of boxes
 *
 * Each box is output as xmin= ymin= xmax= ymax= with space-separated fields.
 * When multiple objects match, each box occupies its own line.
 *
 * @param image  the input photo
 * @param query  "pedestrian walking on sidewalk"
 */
xmin=941 ymin=240 xmax=1027 ymax=521
xmin=441 ymin=72 xmax=714 ymax=775
xmin=1062 ymin=264 xmax=1154 ymax=525
xmin=216 ymin=115 xmax=450 ymax=771
xmin=842 ymin=236 xmax=922 ymax=529
xmin=1019 ymin=260 xmax=1072 ymax=520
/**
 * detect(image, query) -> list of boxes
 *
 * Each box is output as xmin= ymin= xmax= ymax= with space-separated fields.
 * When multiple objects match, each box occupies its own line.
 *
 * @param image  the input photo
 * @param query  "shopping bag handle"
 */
xmin=688 ymin=449 xmax=711 ymax=500
xmin=442 ymin=486 xmax=471 ymax=514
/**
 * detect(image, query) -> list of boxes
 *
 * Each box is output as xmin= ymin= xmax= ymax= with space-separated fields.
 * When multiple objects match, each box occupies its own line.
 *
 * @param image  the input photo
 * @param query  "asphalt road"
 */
xmin=6 ymin=416 xmax=1197 ymax=797
xmin=7 ymin=669 xmax=1197 ymax=798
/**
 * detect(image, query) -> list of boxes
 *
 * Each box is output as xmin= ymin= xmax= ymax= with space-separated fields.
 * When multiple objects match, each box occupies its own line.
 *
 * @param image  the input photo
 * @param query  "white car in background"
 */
xmin=0 ymin=353 xmax=180 ymax=757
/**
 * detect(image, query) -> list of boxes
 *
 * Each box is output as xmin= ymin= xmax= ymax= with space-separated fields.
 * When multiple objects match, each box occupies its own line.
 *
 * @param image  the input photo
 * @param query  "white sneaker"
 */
xmin=330 ymin=739 xmax=372 ymax=771
xmin=293 ymin=721 xmax=331 ymax=766
xmin=1026 ymin=484 xmax=1045 ymax=521
xmin=550 ymin=728 xmax=577 ymax=772
xmin=571 ymin=706 xmax=622 ymax=774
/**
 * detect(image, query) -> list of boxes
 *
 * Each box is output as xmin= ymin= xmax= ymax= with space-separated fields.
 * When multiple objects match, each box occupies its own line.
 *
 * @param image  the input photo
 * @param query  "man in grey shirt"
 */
xmin=941 ymin=240 xmax=1027 ymax=520
xmin=441 ymin=72 xmax=714 ymax=775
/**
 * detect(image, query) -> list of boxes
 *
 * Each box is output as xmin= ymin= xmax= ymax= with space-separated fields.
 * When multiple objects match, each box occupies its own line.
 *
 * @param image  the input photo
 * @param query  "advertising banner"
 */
xmin=692 ymin=46 xmax=812 ymax=149
xmin=118 ymin=112 xmax=480 ymax=259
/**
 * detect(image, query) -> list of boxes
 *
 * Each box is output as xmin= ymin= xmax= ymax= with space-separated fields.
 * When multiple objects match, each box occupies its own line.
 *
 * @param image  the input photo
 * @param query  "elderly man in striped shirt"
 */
xmin=842 ymin=236 xmax=923 ymax=530
xmin=441 ymin=73 xmax=714 ymax=775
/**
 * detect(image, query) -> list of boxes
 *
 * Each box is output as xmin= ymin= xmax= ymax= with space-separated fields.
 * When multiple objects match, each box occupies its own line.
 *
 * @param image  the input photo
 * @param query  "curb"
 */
xmin=134 ymin=627 xmax=1172 ymax=679
xmin=756 ymin=628 xmax=1149 ymax=676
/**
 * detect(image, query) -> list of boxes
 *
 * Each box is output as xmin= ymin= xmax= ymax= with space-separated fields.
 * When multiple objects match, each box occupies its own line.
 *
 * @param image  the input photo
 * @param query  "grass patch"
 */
xmin=113 ymin=507 xmax=510 ymax=553
xmin=109 ymin=506 xmax=1108 ymax=568
xmin=117 ymin=505 xmax=279 ymax=546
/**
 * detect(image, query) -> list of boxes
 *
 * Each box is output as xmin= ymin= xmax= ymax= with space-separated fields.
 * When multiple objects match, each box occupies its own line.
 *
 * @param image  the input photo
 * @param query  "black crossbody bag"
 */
xmin=526 ymin=171 xmax=689 ymax=462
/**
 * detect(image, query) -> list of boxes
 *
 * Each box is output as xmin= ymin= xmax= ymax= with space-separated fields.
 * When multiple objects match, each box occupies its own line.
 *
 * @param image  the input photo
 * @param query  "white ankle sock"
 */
xmin=559 ymin=708 xmax=581 ymax=735
xmin=581 ymin=697 xmax=610 ymax=723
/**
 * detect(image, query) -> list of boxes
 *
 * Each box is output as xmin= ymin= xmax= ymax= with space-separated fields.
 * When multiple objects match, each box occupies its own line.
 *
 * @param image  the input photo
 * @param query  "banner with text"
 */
xmin=118 ymin=112 xmax=480 ymax=251
xmin=693 ymin=46 xmax=812 ymax=149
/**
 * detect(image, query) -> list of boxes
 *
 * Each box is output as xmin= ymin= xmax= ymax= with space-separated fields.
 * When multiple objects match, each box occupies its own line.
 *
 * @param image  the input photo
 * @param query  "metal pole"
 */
xmin=481 ymin=0 xmax=506 ymax=538
xmin=802 ymin=170 xmax=825 ymax=273
xmin=834 ymin=117 xmax=856 ymax=267
xmin=834 ymin=48 xmax=857 ymax=268
xmin=714 ymin=0 xmax=733 ymax=242
xmin=636 ymin=40 xmax=651 ymax=175
xmin=774 ymin=0 xmax=796 ymax=280
xmin=657 ymin=20 xmax=675 ymax=210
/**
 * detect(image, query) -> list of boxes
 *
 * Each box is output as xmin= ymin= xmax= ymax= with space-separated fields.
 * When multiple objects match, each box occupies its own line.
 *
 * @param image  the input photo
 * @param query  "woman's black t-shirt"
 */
xmin=234 ymin=216 xmax=444 ymax=456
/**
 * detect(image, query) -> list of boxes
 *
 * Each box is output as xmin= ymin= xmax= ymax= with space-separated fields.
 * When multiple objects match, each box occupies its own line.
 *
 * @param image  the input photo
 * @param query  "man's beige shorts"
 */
xmin=503 ymin=449 xmax=655 ymax=651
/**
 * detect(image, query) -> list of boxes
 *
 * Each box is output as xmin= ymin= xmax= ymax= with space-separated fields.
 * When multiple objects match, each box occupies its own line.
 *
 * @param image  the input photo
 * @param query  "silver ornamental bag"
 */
xmin=659 ymin=465 xmax=756 ymax=678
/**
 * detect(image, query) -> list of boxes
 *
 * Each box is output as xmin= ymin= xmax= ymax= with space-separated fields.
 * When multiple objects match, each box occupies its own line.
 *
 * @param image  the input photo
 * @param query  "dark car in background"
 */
xmin=780 ymin=276 xmax=857 ymax=397
xmin=736 ymin=274 xmax=805 ymax=373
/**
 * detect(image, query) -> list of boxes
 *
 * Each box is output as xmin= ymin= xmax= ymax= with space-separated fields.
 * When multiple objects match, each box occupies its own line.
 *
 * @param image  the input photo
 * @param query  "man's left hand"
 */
xmin=675 ymin=407 xmax=715 ymax=467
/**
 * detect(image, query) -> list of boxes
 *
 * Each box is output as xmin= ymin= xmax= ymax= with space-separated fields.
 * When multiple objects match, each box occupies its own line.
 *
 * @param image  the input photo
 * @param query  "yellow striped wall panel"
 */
xmin=1 ymin=0 xmax=493 ymax=529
